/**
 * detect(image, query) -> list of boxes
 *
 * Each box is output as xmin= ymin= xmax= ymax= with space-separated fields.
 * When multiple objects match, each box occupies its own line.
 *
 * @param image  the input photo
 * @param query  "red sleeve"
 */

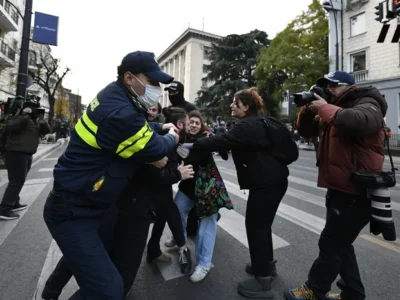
xmin=296 ymin=107 xmax=319 ymax=138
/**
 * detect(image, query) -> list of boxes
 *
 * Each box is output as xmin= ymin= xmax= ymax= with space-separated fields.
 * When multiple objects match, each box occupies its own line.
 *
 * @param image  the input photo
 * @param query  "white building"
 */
xmin=27 ymin=43 xmax=58 ymax=116
xmin=157 ymin=28 xmax=222 ymax=108
xmin=0 ymin=0 xmax=23 ymax=103
xmin=324 ymin=0 xmax=400 ymax=132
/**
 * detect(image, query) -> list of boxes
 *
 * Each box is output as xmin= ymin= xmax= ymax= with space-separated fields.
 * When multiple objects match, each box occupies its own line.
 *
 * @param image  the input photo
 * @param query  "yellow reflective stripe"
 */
xmin=75 ymin=118 xmax=101 ymax=149
xmin=116 ymin=123 xmax=153 ymax=158
xmin=82 ymin=112 xmax=98 ymax=134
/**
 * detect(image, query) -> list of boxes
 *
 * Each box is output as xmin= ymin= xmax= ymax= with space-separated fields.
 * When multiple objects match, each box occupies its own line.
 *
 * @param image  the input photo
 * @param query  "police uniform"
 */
xmin=43 ymin=51 xmax=176 ymax=300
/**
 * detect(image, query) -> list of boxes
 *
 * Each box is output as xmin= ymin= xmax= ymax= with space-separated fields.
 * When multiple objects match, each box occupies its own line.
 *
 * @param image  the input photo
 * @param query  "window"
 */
xmin=350 ymin=51 xmax=366 ymax=72
xmin=13 ymin=39 xmax=17 ymax=50
xmin=350 ymin=13 xmax=366 ymax=37
xmin=202 ymin=64 xmax=207 ymax=73
xmin=201 ymin=79 xmax=208 ymax=87
xmin=203 ymin=48 xmax=210 ymax=59
xmin=29 ymin=51 xmax=36 ymax=66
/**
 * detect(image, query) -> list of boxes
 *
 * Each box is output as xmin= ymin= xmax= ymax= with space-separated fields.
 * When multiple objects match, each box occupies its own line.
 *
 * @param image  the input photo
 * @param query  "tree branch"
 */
xmin=51 ymin=68 xmax=71 ymax=98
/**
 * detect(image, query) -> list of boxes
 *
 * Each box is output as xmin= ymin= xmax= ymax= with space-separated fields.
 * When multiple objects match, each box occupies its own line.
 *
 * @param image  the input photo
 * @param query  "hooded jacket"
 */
xmin=297 ymin=86 xmax=388 ymax=195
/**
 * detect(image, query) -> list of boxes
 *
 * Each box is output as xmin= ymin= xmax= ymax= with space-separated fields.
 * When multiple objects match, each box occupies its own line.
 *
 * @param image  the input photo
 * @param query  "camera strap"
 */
xmin=383 ymin=121 xmax=397 ymax=173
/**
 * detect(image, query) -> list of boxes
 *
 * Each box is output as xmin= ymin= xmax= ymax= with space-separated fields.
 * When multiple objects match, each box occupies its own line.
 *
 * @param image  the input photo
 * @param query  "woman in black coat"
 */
xmin=183 ymin=88 xmax=292 ymax=299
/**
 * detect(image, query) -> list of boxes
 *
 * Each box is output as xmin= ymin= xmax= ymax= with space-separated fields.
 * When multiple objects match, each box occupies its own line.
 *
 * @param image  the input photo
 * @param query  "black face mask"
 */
xmin=169 ymin=93 xmax=185 ymax=106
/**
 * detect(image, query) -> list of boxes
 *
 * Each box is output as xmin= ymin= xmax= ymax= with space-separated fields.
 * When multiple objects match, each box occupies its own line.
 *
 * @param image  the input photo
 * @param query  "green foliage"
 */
xmin=256 ymin=0 xmax=329 ymax=102
xmin=196 ymin=29 xmax=270 ymax=119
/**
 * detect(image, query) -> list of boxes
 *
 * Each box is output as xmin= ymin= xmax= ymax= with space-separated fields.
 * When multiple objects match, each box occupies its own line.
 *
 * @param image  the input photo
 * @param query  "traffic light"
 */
xmin=375 ymin=2 xmax=384 ymax=23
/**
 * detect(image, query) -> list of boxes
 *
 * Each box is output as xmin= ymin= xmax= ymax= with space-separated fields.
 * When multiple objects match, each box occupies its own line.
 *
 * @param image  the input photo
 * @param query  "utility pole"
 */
xmin=16 ymin=0 xmax=33 ymax=98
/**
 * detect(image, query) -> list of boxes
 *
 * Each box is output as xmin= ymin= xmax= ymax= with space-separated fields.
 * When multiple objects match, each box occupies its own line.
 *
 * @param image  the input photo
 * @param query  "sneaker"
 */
xmin=285 ymin=284 xmax=342 ymax=300
xmin=179 ymin=248 xmax=192 ymax=275
xmin=12 ymin=203 xmax=28 ymax=212
xmin=0 ymin=210 xmax=19 ymax=220
xmin=190 ymin=265 xmax=211 ymax=283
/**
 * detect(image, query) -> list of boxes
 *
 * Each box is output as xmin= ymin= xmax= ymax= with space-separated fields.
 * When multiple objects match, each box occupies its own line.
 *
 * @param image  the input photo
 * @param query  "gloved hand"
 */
xmin=181 ymin=143 xmax=194 ymax=149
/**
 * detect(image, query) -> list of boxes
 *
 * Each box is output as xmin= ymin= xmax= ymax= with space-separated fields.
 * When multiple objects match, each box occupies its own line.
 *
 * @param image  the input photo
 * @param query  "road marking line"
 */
xmin=38 ymin=168 xmax=54 ymax=172
xmin=32 ymin=240 xmax=78 ymax=300
xmin=0 ymin=179 xmax=51 ymax=247
xmin=360 ymin=235 xmax=400 ymax=254
xmin=43 ymin=157 xmax=58 ymax=161
xmin=222 ymin=179 xmax=326 ymax=235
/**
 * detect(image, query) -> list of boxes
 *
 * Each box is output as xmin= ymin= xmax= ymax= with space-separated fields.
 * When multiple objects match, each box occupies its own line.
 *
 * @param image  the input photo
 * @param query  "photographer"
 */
xmin=0 ymin=107 xmax=50 ymax=220
xmin=286 ymin=71 xmax=387 ymax=300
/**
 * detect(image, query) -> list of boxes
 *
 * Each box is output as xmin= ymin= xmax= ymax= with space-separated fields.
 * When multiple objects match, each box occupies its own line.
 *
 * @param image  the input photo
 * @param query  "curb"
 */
xmin=33 ymin=138 xmax=70 ymax=163
xmin=299 ymin=148 xmax=315 ymax=152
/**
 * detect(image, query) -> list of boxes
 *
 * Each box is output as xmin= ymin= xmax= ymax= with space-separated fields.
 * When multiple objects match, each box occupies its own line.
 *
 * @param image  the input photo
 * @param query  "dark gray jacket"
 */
xmin=5 ymin=115 xmax=50 ymax=154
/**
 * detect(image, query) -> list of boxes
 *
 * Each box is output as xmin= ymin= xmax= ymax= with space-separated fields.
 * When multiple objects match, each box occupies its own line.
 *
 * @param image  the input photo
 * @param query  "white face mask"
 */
xmin=130 ymin=76 xmax=162 ymax=109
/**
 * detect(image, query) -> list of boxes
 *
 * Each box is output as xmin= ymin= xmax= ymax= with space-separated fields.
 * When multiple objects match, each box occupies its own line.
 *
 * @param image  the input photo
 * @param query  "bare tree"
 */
xmin=28 ymin=44 xmax=70 ymax=125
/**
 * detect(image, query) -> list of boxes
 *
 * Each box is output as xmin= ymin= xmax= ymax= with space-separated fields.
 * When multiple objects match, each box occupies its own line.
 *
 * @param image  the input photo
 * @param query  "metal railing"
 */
xmin=0 ymin=0 xmax=18 ymax=25
xmin=352 ymin=70 xmax=369 ymax=82
xmin=387 ymin=134 xmax=400 ymax=150
xmin=0 ymin=39 xmax=16 ymax=62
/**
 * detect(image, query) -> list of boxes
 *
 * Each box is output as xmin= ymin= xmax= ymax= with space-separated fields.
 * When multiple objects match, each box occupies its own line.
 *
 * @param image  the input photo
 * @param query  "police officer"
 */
xmin=43 ymin=51 xmax=179 ymax=300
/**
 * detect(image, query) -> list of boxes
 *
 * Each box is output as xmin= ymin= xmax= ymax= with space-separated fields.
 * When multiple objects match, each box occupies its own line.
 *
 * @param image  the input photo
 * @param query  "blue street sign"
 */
xmin=32 ymin=12 xmax=59 ymax=46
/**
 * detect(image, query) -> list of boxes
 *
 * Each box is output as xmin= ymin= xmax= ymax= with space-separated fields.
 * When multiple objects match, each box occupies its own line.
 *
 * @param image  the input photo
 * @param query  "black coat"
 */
xmin=116 ymin=148 xmax=182 ymax=214
xmin=193 ymin=116 xmax=289 ymax=189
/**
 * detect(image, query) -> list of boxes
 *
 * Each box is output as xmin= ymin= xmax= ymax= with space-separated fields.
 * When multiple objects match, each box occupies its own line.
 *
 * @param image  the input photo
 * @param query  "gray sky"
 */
xmin=33 ymin=0 xmax=315 ymax=104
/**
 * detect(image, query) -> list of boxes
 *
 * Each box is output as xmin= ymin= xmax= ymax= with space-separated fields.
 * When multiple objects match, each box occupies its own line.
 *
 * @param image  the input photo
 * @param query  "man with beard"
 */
xmin=146 ymin=107 xmax=194 ymax=275
xmin=165 ymin=81 xmax=198 ymax=237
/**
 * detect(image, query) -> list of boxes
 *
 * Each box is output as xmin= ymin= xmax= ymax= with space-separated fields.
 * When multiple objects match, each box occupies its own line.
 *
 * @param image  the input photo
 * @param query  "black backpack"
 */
xmin=261 ymin=117 xmax=299 ymax=165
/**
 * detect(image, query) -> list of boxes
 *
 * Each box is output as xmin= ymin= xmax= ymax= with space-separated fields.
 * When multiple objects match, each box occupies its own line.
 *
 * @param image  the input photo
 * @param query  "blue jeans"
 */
xmin=174 ymin=190 xmax=218 ymax=268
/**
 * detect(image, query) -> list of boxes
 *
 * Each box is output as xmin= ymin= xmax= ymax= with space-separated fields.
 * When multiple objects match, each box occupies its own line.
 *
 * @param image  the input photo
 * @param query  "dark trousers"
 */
xmin=147 ymin=200 xmax=186 ymax=259
xmin=0 ymin=151 xmax=32 ymax=210
xmin=43 ymin=203 xmax=118 ymax=299
xmin=307 ymin=189 xmax=370 ymax=300
xmin=245 ymin=180 xmax=288 ymax=277
xmin=111 ymin=208 xmax=150 ymax=296
xmin=44 ymin=192 xmax=151 ymax=300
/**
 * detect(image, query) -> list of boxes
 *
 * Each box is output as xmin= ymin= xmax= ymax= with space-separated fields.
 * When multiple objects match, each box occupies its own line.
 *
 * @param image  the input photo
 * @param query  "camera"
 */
xmin=293 ymin=85 xmax=329 ymax=107
xmin=4 ymin=93 xmax=42 ymax=117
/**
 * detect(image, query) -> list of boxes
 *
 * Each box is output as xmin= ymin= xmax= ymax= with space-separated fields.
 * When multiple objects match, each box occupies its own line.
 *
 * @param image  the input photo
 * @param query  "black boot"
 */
xmin=245 ymin=260 xmax=277 ymax=277
xmin=237 ymin=277 xmax=273 ymax=299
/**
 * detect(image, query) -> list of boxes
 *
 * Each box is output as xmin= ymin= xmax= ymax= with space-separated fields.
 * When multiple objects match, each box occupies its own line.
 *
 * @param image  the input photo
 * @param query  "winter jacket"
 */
xmin=5 ymin=115 xmax=50 ymax=154
xmin=297 ymin=86 xmax=387 ymax=195
xmin=193 ymin=115 xmax=289 ymax=189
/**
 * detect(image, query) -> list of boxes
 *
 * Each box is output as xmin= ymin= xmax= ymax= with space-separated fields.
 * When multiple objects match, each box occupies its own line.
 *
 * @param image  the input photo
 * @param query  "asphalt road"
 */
xmin=0 ymin=147 xmax=399 ymax=300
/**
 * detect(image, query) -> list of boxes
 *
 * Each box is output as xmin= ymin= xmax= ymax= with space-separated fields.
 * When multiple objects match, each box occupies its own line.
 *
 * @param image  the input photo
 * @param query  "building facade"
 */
xmin=0 ymin=0 xmax=23 ymax=103
xmin=157 ymin=28 xmax=222 ymax=108
xmin=325 ymin=0 xmax=400 ymax=132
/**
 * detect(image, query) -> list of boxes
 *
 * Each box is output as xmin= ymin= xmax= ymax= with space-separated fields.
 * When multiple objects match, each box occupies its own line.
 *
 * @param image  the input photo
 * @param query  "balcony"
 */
xmin=0 ymin=0 xmax=18 ymax=32
xmin=352 ymin=70 xmax=369 ymax=82
xmin=0 ymin=39 xmax=15 ymax=67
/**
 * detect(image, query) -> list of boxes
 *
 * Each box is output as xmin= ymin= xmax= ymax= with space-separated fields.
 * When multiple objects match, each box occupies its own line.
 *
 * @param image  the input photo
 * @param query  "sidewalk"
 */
xmin=35 ymin=137 xmax=69 ymax=163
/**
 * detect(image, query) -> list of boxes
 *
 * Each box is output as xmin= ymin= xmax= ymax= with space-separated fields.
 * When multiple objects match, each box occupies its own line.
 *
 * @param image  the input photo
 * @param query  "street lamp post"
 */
xmin=16 ymin=0 xmax=33 ymax=98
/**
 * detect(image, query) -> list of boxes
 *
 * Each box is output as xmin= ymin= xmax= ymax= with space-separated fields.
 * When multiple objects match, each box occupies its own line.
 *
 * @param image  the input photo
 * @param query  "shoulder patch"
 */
xmin=90 ymin=98 xmax=100 ymax=112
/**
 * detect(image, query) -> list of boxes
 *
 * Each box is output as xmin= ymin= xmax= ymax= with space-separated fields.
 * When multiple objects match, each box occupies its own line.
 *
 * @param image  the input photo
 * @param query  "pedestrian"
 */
xmin=0 ymin=107 xmax=50 ymax=220
xmin=43 ymin=51 xmax=180 ymax=300
xmin=182 ymin=88 xmax=298 ymax=298
xmin=286 ymin=71 xmax=387 ymax=300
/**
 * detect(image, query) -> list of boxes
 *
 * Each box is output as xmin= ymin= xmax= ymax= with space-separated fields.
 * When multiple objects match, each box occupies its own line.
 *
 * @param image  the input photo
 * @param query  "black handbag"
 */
xmin=350 ymin=126 xmax=397 ymax=189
